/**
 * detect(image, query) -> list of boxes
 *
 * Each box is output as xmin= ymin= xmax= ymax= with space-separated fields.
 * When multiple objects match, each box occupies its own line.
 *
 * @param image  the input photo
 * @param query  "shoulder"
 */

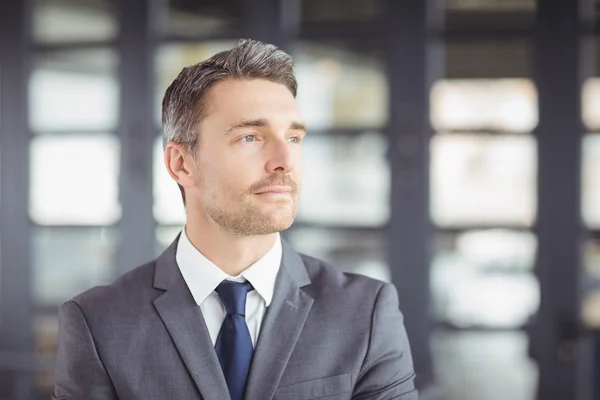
xmin=298 ymin=253 xmax=392 ymax=310
xmin=67 ymin=260 xmax=159 ymax=315
xmin=300 ymin=252 xmax=387 ymax=291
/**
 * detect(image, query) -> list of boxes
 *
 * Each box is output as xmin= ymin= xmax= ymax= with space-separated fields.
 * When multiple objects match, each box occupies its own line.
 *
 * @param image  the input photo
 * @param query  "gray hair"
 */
xmin=161 ymin=39 xmax=298 ymax=206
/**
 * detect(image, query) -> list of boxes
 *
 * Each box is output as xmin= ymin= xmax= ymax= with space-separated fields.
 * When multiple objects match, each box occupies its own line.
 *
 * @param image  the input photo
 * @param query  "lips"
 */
xmin=255 ymin=186 xmax=293 ymax=194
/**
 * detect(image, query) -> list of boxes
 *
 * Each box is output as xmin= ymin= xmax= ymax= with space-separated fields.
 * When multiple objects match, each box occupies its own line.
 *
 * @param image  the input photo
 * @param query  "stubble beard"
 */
xmin=204 ymin=181 xmax=299 ymax=237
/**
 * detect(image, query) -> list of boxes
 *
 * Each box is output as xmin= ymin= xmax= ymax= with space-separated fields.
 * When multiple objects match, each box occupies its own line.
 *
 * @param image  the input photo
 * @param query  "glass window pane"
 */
xmin=153 ymin=136 xmax=185 ymax=225
xmin=445 ymin=0 xmax=535 ymax=12
xmin=295 ymin=42 xmax=387 ymax=130
xmin=583 ymin=238 xmax=600 ymax=280
xmin=446 ymin=41 xmax=532 ymax=80
xmin=298 ymin=132 xmax=389 ymax=226
xmin=286 ymin=227 xmax=390 ymax=282
xmin=30 ymin=135 xmax=121 ymax=225
xmin=582 ymin=238 xmax=600 ymax=328
xmin=301 ymin=0 xmax=382 ymax=23
xmin=155 ymin=42 xmax=236 ymax=125
xmin=430 ymin=133 xmax=537 ymax=227
xmin=166 ymin=0 xmax=242 ymax=37
xmin=582 ymin=79 xmax=600 ymax=130
xmin=31 ymin=227 xmax=116 ymax=306
xmin=583 ymin=134 xmax=600 ymax=228
xmin=430 ymin=79 xmax=537 ymax=132
xmin=34 ymin=0 xmax=117 ymax=43
xmin=432 ymin=330 xmax=537 ymax=400
xmin=431 ymin=229 xmax=539 ymax=328
xmin=30 ymin=49 xmax=119 ymax=132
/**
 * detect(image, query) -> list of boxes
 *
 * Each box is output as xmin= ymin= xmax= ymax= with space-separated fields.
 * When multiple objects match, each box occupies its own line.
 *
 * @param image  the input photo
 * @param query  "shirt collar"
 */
xmin=175 ymin=227 xmax=282 ymax=307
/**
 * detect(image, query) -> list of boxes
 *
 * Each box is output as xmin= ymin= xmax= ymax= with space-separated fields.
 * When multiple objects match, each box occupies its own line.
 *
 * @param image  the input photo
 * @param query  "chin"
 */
xmin=264 ymin=216 xmax=295 ymax=232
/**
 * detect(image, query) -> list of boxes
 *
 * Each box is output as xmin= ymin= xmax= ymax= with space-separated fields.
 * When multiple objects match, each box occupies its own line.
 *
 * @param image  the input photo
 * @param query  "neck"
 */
xmin=184 ymin=210 xmax=278 ymax=277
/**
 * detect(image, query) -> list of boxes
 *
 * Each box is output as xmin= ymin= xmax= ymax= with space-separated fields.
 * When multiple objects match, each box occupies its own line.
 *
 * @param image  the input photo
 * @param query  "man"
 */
xmin=52 ymin=39 xmax=417 ymax=400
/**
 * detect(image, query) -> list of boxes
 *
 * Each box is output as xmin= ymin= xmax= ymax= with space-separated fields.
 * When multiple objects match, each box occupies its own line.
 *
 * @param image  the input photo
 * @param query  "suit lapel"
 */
xmin=152 ymin=235 xmax=230 ymax=400
xmin=244 ymin=240 xmax=314 ymax=400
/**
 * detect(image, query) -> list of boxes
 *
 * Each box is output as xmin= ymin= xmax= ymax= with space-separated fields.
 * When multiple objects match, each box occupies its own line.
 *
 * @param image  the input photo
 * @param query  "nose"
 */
xmin=265 ymin=138 xmax=297 ymax=174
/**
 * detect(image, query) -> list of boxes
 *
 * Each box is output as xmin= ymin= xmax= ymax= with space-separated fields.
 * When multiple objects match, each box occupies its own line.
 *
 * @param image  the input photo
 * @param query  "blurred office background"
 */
xmin=0 ymin=0 xmax=599 ymax=399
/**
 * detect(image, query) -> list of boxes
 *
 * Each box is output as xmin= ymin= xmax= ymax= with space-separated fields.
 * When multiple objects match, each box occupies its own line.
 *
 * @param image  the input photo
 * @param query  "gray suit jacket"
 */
xmin=52 ymin=235 xmax=417 ymax=400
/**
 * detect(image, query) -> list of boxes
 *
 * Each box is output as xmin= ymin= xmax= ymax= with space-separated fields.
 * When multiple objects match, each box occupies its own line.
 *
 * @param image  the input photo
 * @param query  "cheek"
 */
xmin=209 ymin=158 xmax=260 ymax=194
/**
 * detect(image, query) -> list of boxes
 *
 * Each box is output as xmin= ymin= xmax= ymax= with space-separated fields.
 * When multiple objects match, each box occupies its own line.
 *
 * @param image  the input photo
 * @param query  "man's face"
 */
xmin=187 ymin=78 xmax=305 ymax=236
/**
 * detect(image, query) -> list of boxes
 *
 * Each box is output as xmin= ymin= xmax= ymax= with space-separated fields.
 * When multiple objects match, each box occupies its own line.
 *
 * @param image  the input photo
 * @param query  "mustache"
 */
xmin=248 ymin=175 xmax=298 ymax=193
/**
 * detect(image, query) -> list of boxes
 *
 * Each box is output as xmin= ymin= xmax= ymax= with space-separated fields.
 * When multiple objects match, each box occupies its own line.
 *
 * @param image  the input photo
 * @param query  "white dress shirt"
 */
xmin=175 ymin=227 xmax=282 ymax=349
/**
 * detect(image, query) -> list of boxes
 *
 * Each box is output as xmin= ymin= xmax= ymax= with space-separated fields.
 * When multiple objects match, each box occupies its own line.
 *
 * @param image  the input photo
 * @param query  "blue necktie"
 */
xmin=214 ymin=280 xmax=255 ymax=400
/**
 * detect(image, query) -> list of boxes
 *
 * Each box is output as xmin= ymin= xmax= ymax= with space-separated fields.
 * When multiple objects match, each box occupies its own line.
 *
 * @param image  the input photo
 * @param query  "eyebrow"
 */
xmin=289 ymin=121 xmax=308 ymax=132
xmin=225 ymin=118 xmax=307 ymax=134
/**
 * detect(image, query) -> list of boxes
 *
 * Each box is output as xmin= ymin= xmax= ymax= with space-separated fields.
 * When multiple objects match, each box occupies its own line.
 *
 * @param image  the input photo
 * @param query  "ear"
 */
xmin=164 ymin=142 xmax=196 ymax=189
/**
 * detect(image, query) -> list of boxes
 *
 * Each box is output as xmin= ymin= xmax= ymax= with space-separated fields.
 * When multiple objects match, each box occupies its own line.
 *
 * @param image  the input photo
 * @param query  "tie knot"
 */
xmin=215 ymin=280 xmax=254 ymax=316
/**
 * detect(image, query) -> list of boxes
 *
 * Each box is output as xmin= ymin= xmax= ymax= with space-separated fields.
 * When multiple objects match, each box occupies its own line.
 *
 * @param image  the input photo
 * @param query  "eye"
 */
xmin=240 ymin=134 xmax=257 ymax=143
xmin=287 ymin=136 xmax=301 ymax=144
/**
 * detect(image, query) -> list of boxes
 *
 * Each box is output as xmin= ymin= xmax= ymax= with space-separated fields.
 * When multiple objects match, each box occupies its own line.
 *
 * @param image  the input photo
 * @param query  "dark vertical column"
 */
xmin=385 ymin=0 xmax=442 ymax=389
xmin=115 ymin=0 xmax=161 ymax=273
xmin=0 ymin=1 xmax=34 ymax=399
xmin=533 ymin=0 xmax=594 ymax=398
xmin=243 ymin=0 xmax=300 ymax=52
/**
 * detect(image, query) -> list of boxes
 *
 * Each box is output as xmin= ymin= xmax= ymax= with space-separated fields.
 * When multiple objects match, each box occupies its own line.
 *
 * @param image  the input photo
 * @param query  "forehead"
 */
xmin=203 ymin=79 xmax=302 ymax=124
